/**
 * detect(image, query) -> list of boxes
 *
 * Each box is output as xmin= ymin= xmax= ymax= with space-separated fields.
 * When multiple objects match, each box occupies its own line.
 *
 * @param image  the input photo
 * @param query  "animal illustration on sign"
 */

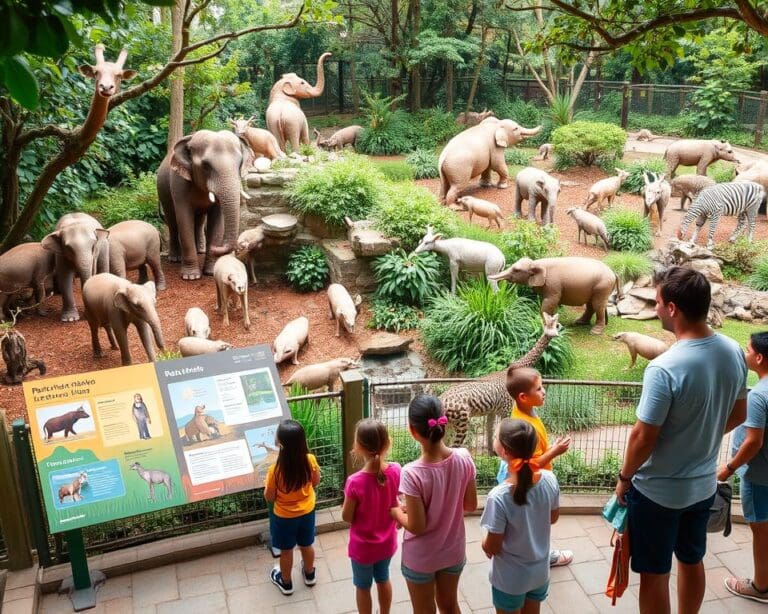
xmin=129 ymin=462 xmax=173 ymax=502
xmin=43 ymin=407 xmax=90 ymax=441
xmin=184 ymin=404 xmax=219 ymax=443
xmin=58 ymin=472 xmax=87 ymax=504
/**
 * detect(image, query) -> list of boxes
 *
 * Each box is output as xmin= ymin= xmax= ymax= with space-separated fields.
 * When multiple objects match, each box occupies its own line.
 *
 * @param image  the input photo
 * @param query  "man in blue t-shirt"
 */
xmin=718 ymin=331 xmax=768 ymax=604
xmin=614 ymin=266 xmax=748 ymax=614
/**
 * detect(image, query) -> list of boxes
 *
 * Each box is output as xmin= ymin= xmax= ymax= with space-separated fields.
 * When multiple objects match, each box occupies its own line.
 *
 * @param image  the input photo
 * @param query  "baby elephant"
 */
xmin=0 ymin=242 xmax=55 ymax=318
xmin=284 ymin=357 xmax=358 ymax=392
xmin=456 ymin=196 xmax=505 ymax=229
xmin=184 ymin=307 xmax=210 ymax=339
xmin=584 ymin=169 xmax=630 ymax=211
xmin=107 ymin=220 xmax=165 ymax=290
xmin=328 ymin=283 xmax=362 ymax=337
xmin=178 ymin=336 xmax=232 ymax=357
xmin=213 ymin=255 xmax=250 ymax=330
xmin=613 ymin=332 xmax=669 ymax=369
xmin=273 ymin=316 xmax=310 ymax=365
xmin=566 ymin=207 xmax=610 ymax=250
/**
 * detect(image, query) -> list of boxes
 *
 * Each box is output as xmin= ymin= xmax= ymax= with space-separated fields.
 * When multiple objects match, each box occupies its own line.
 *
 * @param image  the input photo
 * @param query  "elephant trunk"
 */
xmin=306 ymin=52 xmax=332 ymax=97
xmin=77 ymin=262 xmax=93 ymax=285
xmin=149 ymin=314 xmax=165 ymax=352
xmin=207 ymin=184 xmax=240 ymax=258
xmin=521 ymin=125 xmax=543 ymax=138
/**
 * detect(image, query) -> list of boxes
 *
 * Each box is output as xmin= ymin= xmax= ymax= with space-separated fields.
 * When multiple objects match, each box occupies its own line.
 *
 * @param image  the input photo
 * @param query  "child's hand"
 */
xmin=551 ymin=436 xmax=571 ymax=457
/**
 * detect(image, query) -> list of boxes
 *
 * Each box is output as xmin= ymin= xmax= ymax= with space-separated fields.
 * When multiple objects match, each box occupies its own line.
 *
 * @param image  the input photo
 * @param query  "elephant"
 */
xmin=42 ymin=213 xmax=110 ymax=322
xmin=0 ymin=242 xmax=55 ymax=318
xmin=266 ymin=52 xmax=332 ymax=153
xmin=664 ymin=139 xmax=738 ymax=178
xmin=513 ymin=167 xmax=561 ymax=225
xmin=438 ymin=117 xmax=542 ymax=207
xmin=157 ymin=130 xmax=255 ymax=281
xmin=107 ymin=220 xmax=166 ymax=290
xmin=82 ymin=273 xmax=165 ymax=366
xmin=488 ymin=256 xmax=621 ymax=335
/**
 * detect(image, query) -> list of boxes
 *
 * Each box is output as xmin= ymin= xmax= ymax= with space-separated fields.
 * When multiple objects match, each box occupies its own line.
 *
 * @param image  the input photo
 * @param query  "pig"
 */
xmin=584 ymin=169 xmax=630 ymax=211
xmin=327 ymin=283 xmax=362 ymax=337
xmin=184 ymin=307 xmax=210 ymax=339
xmin=313 ymin=125 xmax=364 ymax=151
xmin=284 ymin=358 xmax=359 ymax=392
xmin=43 ymin=407 xmax=90 ymax=441
xmin=566 ymin=207 xmax=610 ymax=250
xmin=178 ymin=336 xmax=232 ymax=357
xmin=213 ymin=254 xmax=250 ymax=330
xmin=636 ymin=129 xmax=655 ymax=142
xmin=456 ymin=196 xmax=505 ymax=229
xmin=537 ymin=143 xmax=553 ymax=160
xmin=273 ymin=316 xmax=310 ymax=365
xmin=613 ymin=332 xmax=670 ymax=369
xmin=229 ymin=117 xmax=285 ymax=160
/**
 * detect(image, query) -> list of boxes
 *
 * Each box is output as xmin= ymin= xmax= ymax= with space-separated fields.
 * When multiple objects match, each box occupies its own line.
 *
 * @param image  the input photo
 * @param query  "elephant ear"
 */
xmin=494 ymin=127 xmax=508 ymax=148
xmin=281 ymin=81 xmax=297 ymax=98
xmin=113 ymin=288 xmax=131 ymax=313
xmin=41 ymin=231 xmax=63 ymax=254
xmin=142 ymin=281 xmax=157 ymax=304
xmin=237 ymin=137 xmax=256 ymax=178
xmin=170 ymin=135 xmax=194 ymax=181
xmin=528 ymin=265 xmax=547 ymax=288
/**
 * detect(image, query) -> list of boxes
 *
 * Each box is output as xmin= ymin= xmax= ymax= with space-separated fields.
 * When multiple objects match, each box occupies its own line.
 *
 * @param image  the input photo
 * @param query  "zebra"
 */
xmin=677 ymin=181 xmax=766 ymax=249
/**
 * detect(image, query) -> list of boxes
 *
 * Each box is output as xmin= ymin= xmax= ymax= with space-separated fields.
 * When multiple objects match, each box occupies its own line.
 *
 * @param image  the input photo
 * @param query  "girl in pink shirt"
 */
xmin=391 ymin=394 xmax=478 ymax=614
xmin=342 ymin=419 xmax=401 ymax=614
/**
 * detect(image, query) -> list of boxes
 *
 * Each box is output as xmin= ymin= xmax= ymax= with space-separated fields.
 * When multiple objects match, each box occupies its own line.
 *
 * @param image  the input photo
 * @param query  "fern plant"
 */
xmin=602 ymin=207 xmax=653 ymax=252
xmin=285 ymin=246 xmax=330 ymax=292
xmin=372 ymin=249 xmax=443 ymax=306
xmin=368 ymin=299 xmax=421 ymax=332
xmin=406 ymin=148 xmax=440 ymax=179
xmin=748 ymin=257 xmax=768 ymax=291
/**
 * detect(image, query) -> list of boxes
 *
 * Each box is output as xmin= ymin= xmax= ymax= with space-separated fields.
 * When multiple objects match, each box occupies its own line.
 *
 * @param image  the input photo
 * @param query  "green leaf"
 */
xmin=29 ymin=15 xmax=69 ymax=57
xmin=3 ymin=56 xmax=39 ymax=110
xmin=0 ymin=6 xmax=28 ymax=57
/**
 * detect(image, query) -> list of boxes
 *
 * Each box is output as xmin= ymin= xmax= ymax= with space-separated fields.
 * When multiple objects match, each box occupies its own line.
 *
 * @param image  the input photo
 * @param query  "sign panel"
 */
xmin=24 ymin=344 xmax=289 ymax=533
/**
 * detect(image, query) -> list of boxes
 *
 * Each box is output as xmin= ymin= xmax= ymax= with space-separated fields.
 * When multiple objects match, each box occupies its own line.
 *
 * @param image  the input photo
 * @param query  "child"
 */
xmin=342 ymin=419 xmax=401 ymax=614
xmin=132 ymin=393 xmax=151 ymax=440
xmin=264 ymin=419 xmax=321 ymax=595
xmin=497 ymin=367 xmax=573 ymax=568
xmin=391 ymin=394 xmax=477 ymax=613
xmin=482 ymin=418 xmax=561 ymax=614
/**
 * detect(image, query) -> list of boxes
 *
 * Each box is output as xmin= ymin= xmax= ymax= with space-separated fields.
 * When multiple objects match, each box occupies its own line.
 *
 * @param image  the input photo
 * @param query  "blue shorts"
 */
xmin=741 ymin=477 xmax=768 ymax=523
xmin=626 ymin=487 xmax=714 ymax=574
xmin=400 ymin=559 xmax=465 ymax=585
xmin=492 ymin=581 xmax=549 ymax=612
xmin=351 ymin=557 xmax=392 ymax=589
xmin=269 ymin=510 xmax=315 ymax=550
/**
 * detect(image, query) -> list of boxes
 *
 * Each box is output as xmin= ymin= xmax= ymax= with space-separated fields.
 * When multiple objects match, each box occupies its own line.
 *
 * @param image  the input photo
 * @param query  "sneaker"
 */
xmin=301 ymin=561 xmax=316 ymax=586
xmin=724 ymin=577 xmax=768 ymax=603
xmin=270 ymin=567 xmax=294 ymax=596
xmin=549 ymin=549 xmax=574 ymax=567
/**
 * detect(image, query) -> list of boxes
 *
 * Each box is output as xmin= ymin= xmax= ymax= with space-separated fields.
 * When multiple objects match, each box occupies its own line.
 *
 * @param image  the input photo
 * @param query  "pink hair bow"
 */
xmin=428 ymin=416 xmax=448 ymax=428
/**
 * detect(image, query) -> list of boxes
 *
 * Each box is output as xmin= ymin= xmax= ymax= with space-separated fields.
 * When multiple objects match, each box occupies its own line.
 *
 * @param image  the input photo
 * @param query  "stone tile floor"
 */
xmin=39 ymin=515 xmax=765 ymax=613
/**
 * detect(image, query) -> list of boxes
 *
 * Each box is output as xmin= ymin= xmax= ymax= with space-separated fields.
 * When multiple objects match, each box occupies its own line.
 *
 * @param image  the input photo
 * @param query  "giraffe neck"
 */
xmin=80 ymin=91 xmax=110 ymax=144
xmin=508 ymin=331 xmax=554 ymax=371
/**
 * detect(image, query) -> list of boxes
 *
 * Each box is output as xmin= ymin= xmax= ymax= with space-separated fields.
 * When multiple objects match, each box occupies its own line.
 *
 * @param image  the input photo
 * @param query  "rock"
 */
xmin=260 ymin=173 xmax=286 ymax=187
xmin=359 ymin=333 xmax=414 ymax=356
xmin=750 ymin=294 xmax=768 ymax=320
xmin=254 ymin=157 xmax=272 ymax=172
xmin=244 ymin=188 xmax=290 ymax=210
xmin=323 ymin=240 xmax=377 ymax=294
xmin=261 ymin=213 xmax=298 ymax=238
xmin=621 ymin=282 xmax=634 ymax=296
xmin=628 ymin=287 xmax=657 ymax=302
xmin=245 ymin=174 xmax=262 ymax=188
xmin=687 ymin=258 xmax=723 ymax=283
xmin=623 ymin=308 xmax=658 ymax=320
xmin=670 ymin=240 xmax=714 ymax=262
xmin=348 ymin=223 xmax=399 ymax=257
xmin=634 ymin=275 xmax=653 ymax=288
xmin=721 ymin=286 xmax=753 ymax=310
xmin=733 ymin=306 xmax=754 ymax=322
xmin=708 ymin=307 xmax=724 ymax=328
xmin=616 ymin=295 xmax=650 ymax=315
xmin=607 ymin=305 xmax=618 ymax=317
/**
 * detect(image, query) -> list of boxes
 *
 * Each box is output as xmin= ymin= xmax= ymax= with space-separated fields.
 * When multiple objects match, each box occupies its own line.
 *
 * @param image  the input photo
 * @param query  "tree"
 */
xmin=0 ymin=0 xmax=339 ymax=251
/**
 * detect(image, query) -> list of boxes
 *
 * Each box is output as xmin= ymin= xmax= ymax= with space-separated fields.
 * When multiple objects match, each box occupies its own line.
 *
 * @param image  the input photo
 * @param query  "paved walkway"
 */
xmin=38 ymin=514 xmax=765 ymax=614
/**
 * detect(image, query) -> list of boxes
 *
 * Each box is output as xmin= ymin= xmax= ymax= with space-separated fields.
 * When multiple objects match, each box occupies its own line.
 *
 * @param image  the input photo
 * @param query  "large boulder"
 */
xmin=359 ymin=333 xmax=414 ymax=356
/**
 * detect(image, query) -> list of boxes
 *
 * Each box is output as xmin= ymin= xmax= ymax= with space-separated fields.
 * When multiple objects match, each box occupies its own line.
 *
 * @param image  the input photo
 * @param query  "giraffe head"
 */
xmin=542 ymin=312 xmax=561 ymax=337
xmin=78 ymin=44 xmax=137 ymax=98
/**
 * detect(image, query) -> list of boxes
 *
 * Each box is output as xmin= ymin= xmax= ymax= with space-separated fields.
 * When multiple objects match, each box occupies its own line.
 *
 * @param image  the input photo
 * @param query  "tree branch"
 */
xmin=15 ymin=125 xmax=73 ymax=148
xmin=170 ymin=41 xmax=230 ymax=68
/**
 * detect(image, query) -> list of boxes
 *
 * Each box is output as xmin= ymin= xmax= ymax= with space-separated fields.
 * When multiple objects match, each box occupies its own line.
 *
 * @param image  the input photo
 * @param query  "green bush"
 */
xmin=619 ymin=158 xmax=667 ymax=194
xmin=374 ymin=160 xmax=415 ymax=182
xmin=748 ymin=257 xmax=768 ymax=291
xmin=540 ymin=385 xmax=598 ymax=435
xmin=389 ymin=428 xmax=421 ymax=466
xmin=356 ymin=93 xmax=415 ymax=155
xmin=372 ymin=249 xmax=444 ymax=306
xmin=368 ymin=299 xmax=421 ymax=332
xmin=553 ymin=451 xmax=622 ymax=490
xmin=411 ymin=107 xmax=462 ymax=149
xmin=455 ymin=218 xmax=561 ymax=265
xmin=505 ymin=148 xmax=533 ymax=166
xmin=602 ymin=207 xmax=653 ymax=252
xmin=82 ymin=173 xmax=162 ymax=229
xmin=157 ymin=349 xmax=182 ymax=361
xmin=685 ymin=80 xmax=738 ymax=136
xmin=627 ymin=114 xmax=690 ymax=137
xmin=288 ymin=155 xmax=383 ymax=226
xmin=548 ymin=93 xmax=573 ymax=127
xmin=552 ymin=121 xmax=627 ymax=167
xmin=285 ymin=246 xmax=330 ymax=292
xmin=420 ymin=280 xmax=573 ymax=377
xmin=708 ymin=161 xmax=736 ymax=183
xmin=371 ymin=182 xmax=459 ymax=252
xmin=494 ymin=99 xmax=543 ymax=128
xmin=603 ymin=252 xmax=654 ymax=284
xmin=713 ymin=238 xmax=768 ymax=281
xmin=406 ymin=148 xmax=440 ymax=179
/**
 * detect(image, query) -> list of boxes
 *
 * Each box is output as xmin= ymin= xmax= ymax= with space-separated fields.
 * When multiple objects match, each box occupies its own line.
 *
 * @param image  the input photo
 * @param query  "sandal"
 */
xmin=549 ymin=549 xmax=574 ymax=567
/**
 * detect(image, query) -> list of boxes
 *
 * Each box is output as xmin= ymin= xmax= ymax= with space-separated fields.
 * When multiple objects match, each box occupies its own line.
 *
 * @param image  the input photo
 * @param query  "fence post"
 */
xmin=679 ymin=88 xmax=687 ymax=111
xmin=620 ymin=82 xmax=630 ymax=129
xmin=755 ymin=90 xmax=767 ymax=148
xmin=338 ymin=60 xmax=344 ymax=114
xmin=0 ymin=411 xmax=32 ymax=569
xmin=340 ymin=369 xmax=364 ymax=478
xmin=594 ymin=81 xmax=602 ymax=111
xmin=647 ymin=85 xmax=654 ymax=114
xmin=11 ymin=419 xmax=52 ymax=567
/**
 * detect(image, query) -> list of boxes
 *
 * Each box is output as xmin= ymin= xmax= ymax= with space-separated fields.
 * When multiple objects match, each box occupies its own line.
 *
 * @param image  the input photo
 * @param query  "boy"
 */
xmin=497 ymin=366 xmax=573 ymax=567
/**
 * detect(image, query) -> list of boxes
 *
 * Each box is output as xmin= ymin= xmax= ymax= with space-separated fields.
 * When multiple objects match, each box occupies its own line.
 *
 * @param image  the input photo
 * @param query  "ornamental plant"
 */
xmin=552 ymin=121 xmax=626 ymax=167
xmin=285 ymin=246 xmax=330 ymax=292
xmin=371 ymin=249 xmax=444 ymax=306
xmin=602 ymin=207 xmax=653 ymax=252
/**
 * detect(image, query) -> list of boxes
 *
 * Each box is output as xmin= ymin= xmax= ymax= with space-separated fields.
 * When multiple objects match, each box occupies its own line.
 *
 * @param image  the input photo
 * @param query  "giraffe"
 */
xmin=440 ymin=312 xmax=561 ymax=450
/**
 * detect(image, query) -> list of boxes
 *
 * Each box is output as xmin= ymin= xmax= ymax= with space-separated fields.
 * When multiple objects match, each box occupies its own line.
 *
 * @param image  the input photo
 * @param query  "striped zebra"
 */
xmin=677 ymin=181 xmax=766 ymax=249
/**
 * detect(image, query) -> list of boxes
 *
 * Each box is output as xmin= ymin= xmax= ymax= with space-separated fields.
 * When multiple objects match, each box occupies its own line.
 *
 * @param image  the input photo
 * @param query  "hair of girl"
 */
xmin=408 ymin=394 xmax=446 ymax=444
xmin=497 ymin=418 xmax=539 ymax=506
xmin=355 ymin=418 xmax=390 ymax=486
xmin=275 ymin=419 xmax=312 ymax=493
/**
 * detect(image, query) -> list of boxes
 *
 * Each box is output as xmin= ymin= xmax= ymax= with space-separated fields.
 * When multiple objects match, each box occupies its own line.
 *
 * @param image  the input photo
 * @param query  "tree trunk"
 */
xmin=167 ymin=0 xmax=185 ymax=153
xmin=1 ymin=329 xmax=46 ymax=385
xmin=389 ymin=0 xmax=401 ymax=98
xmin=446 ymin=61 xmax=454 ymax=111
xmin=409 ymin=0 xmax=421 ymax=112
xmin=0 ymin=104 xmax=22 ymax=237
xmin=347 ymin=4 xmax=360 ymax=112
xmin=465 ymin=25 xmax=489 ymax=114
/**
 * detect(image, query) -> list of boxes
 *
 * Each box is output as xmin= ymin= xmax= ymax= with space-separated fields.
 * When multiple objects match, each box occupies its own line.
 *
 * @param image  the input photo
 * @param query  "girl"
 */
xmin=481 ymin=419 xmax=560 ymax=614
xmin=264 ymin=419 xmax=321 ymax=596
xmin=342 ymin=419 xmax=401 ymax=614
xmin=391 ymin=394 xmax=477 ymax=614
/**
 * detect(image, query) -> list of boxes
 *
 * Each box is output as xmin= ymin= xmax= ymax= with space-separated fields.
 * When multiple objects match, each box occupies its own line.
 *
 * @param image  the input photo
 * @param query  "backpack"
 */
xmin=706 ymin=481 xmax=733 ymax=537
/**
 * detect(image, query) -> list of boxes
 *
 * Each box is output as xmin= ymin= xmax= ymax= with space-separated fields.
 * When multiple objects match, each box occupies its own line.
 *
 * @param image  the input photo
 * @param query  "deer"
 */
xmin=129 ymin=462 xmax=173 ymax=502
xmin=58 ymin=472 xmax=87 ymax=504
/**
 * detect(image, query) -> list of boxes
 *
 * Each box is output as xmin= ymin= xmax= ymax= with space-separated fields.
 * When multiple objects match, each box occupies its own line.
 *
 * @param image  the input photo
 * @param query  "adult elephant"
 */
xmin=438 ymin=118 xmax=541 ymax=207
xmin=157 ymin=130 xmax=254 ymax=280
xmin=488 ymin=256 xmax=621 ymax=335
xmin=266 ymin=52 xmax=332 ymax=153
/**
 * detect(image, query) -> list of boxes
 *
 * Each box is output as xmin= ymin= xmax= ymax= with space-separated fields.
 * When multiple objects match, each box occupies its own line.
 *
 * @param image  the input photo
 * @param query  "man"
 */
xmin=615 ymin=266 xmax=747 ymax=614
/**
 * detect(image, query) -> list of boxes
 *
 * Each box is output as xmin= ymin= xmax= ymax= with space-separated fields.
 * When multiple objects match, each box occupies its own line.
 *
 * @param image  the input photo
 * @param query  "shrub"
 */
xmin=299 ymin=143 xmax=316 ymax=157
xmin=371 ymin=249 xmax=444 ymax=306
xmin=713 ymin=238 xmax=768 ymax=281
xmin=406 ymin=148 xmax=440 ymax=179
xmin=619 ymin=158 xmax=667 ymax=194
xmin=505 ymin=148 xmax=533 ymax=167
xmin=368 ymin=299 xmax=421 ymax=332
xmin=540 ymin=385 xmax=597 ymax=435
xmin=494 ymin=99 xmax=543 ymax=128
xmin=748 ymin=257 xmax=768 ymax=291
xmin=708 ymin=161 xmax=736 ymax=183
xmin=548 ymin=93 xmax=573 ymax=127
xmin=288 ymin=155 xmax=383 ymax=226
xmin=456 ymin=218 xmax=561 ymax=265
xmin=82 ymin=173 xmax=162 ymax=229
xmin=374 ymin=160 xmax=415 ymax=182
xmin=356 ymin=92 xmax=414 ymax=155
xmin=603 ymin=252 xmax=654 ymax=284
xmin=685 ymin=80 xmax=738 ymax=136
xmin=285 ymin=246 xmax=330 ymax=292
xmin=411 ymin=107 xmax=462 ymax=149
xmin=480 ymin=325 xmax=574 ymax=379
xmin=157 ymin=349 xmax=182 ymax=361
xmin=553 ymin=451 xmax=622 ymax=490
xmin=551 ymin=121 xmax=627 ymax=167
xmin=602 ymin=207 xmax=653 ymax=252
xmin=627 ymin=113 xmax=690 ymax=138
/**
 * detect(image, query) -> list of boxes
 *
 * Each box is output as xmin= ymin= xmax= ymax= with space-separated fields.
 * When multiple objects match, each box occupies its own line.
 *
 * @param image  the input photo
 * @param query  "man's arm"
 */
xmin=724 ymin=398 xmax=747 ymax=434
xmin=615 ymin=420 xmax=662 ymax=505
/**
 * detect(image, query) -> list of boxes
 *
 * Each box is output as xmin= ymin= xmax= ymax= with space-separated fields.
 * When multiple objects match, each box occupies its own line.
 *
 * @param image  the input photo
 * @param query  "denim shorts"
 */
xmin=350 ymin=557 xmax=392 ymax=589
xmin=741 ymin=477 xmax=768 ymax=523
xmin=626 ymin=487 xmax=714 ymax=574
xmin=492 ymin=581 xmax=549 ymax=611
xmin=269 ymin=510 xmax=315 ymax=550
xmin=400 ymin=559 xmax=465 ymax=585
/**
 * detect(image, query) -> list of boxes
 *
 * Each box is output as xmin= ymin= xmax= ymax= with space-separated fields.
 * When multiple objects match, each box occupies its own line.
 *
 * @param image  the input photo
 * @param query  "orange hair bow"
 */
xmin=508 ymin=457 xmax=542 ymax=473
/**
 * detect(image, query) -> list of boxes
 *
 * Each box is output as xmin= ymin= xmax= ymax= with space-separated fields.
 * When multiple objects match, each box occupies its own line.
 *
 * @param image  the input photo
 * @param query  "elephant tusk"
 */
xmin=240 ymin=190 xmax=250 ymax=201
xmin=209 ymin=192 xmax=216 ymax=203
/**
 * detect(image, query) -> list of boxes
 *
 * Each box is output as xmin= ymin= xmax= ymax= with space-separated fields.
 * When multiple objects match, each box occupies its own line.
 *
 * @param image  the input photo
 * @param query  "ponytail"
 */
xmin=353 ymin=419 xmax=390 ymax=486
xmin=372 ymin=453 xmax=384 ymax=486
xmin=497 ymin=418 xmax=539 ymax=506
xmin=512 ymin=462 xmax=534 ymax=505
xmin=408 ymin=394 xmax=448 ymax=443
